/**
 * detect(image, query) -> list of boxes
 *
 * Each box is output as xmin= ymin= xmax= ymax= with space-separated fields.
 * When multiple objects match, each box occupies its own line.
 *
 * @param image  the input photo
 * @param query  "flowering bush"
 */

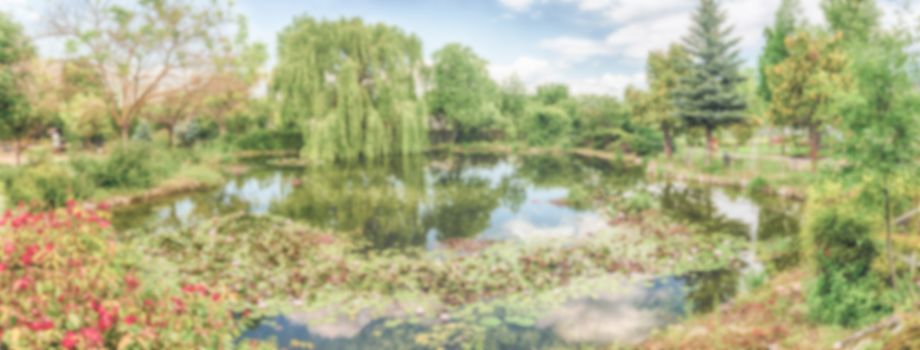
xmin=0 ymin=201 xmax=243 ymax=349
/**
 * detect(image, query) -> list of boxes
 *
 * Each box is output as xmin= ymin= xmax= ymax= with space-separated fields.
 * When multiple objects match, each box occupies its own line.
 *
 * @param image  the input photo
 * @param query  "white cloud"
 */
xmin=499 ymin=0 xmax=536 ymax=12
xmin=565 ymin=72 xmax=646 ymax=96
xmin=539 ymin=36 xmax=613 ymax=61
xmin=490 ymin=56 xmax=556 ymax=84
xmin=0 ymin=0 xmax=40 ymax=22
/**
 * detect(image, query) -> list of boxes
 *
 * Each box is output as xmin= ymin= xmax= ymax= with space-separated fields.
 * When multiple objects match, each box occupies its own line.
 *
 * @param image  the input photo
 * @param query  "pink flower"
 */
xmin=3 ymin=241 xmax=14 ymax=256
xmin=27 ymin=318 xmax=54 ymax=332
xmin=62 ymin=331 xmax=79 ymax=349
xmin=0 ymin=263 xmax=6 ymax=273
xmin=96 ymin=305 xmax=119 ymax=331
xmin=124 ymin=315 xmax=138 ymax=325
xmin=20 ymin=244 xmax=40 ymax=266
xmin=211 ymin=293 xmax=222 ymax=302
xmin=81 ymin=327 xmax=102 ymax=346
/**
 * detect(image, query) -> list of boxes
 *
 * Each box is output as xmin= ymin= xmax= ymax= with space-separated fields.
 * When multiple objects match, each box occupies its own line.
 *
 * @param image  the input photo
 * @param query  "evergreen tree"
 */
xmin=758 ymin=0 xmax=802 ymax=102
xmin=675 ymin=0 xmax=747 ymax=160
xmin=271 ymin=17 xmax=428 ymax=163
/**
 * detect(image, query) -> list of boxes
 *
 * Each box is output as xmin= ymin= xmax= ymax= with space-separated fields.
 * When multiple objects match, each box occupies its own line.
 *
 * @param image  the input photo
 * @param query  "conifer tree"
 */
xmin=675 ymin=0 xmax=747 ymax=160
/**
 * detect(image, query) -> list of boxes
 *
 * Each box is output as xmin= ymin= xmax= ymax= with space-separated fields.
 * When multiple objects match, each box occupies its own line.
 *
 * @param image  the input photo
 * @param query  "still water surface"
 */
xmin=115 ymin=153 xmax=801 ymax=348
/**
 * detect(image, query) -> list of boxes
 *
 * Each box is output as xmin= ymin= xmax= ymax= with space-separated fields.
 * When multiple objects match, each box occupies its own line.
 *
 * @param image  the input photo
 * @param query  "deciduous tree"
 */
xmin=0 ymin=13 xmax=37 ymax=165
xmin=767 ymin=31 xmax=850 ymax=170
xmin=271 ymin=17 xmax=428 ymax=163
xmin=48 ymin=0 xmax=236 ymax=142
xmin=428 ymin=44 xmax=503 ymax=142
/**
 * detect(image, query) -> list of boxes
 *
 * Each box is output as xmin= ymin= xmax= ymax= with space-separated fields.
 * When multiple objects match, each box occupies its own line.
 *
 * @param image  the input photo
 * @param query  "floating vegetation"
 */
xmin=130 ymin=212 xmax=747 ymax=322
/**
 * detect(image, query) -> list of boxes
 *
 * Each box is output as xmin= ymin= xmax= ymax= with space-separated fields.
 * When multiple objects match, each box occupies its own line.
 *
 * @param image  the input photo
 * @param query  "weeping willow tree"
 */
xmin=272 ymin=17 xmax=428 ymax=163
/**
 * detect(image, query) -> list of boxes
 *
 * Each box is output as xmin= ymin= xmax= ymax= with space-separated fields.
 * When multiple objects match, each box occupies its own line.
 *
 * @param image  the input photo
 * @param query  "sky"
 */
xmin=2 ymin=0 xmax=918 ymax=97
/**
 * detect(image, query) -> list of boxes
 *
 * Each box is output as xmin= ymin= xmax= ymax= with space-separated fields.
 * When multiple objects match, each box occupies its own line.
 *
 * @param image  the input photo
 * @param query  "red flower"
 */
xmin=124 ymin=315 xmax=138 ymax=325
xmin=3 ymin=241 xmax=14 ymax=256
xmin=211 ymin=292 xmax=222 ymax=302
xmin=14 ymin=276 xmax=32 ymax=291
xmin=27 ymin=319 xmax=54 ymax=332
xmin=97 ymin=306 xmax=118 ymax=331
xmin=125 ymin=275 xmax=140 ymax=291
xmin=20 ymin=244 xmax=40 ymax=266
xmin=0 ymin=263 xmax=6 ymax=273
xmin=97 ymin=201 xmax=111 ymax=211
xmin=62 ymin=331 xmax=79 ymax=349
xmin=172 ymin=297 xmax=186 ymax=314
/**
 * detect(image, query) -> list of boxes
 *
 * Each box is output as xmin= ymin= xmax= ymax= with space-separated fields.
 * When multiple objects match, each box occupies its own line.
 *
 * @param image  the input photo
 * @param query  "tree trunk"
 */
xmin=884 ymin=186 xmax=896 ymax=285
xmin=14 ymin=138 xmax=22 ymax=166
xmin=808 ymin=123 xmax=821 ymax=172
xmin=781 ymin=129 xmax=787 ymax=156
xmin=705 ymin=126 xmax=715 ymax=163
xmin=167 ymin=125 xmax=175 ymax=148
xmin=121 ymin=124 xmax=130 ymax=143
xmin=662 ymin=124 xmax=674 ymax=159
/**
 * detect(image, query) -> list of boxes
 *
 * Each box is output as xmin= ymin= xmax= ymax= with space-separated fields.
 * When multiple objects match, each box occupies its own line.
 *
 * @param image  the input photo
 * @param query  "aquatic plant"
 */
xmin=131 ymin=213 xmax=746 ymax=320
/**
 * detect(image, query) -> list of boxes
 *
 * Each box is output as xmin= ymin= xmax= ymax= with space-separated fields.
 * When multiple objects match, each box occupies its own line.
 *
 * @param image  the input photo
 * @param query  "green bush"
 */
xmin=805 ymin=204 xmax=890 ymax=326
xmin=72 ymin=142 xmax=176 ymax=190
xmin=522 ymin=105 xmax=571 ymax=147
xmin=623 ymin=127 xmax=664 ymax=156
xmin=747 ymin=176 xmax=770 ymax=194
xmin=235 ymin=129 xmax=304 ymax=151
xmin=6 ymin=162 xmax=94 ymax=208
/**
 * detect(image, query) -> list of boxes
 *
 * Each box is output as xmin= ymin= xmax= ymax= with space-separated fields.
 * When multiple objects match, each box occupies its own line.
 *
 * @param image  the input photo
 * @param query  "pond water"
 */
xmin=114 ymin=152 xmax=802 ymax=349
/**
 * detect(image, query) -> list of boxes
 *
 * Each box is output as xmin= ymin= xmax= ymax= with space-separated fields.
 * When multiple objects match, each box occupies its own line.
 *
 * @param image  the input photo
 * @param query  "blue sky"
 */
xmin=2 ymin=0 xmax=917 ymax=96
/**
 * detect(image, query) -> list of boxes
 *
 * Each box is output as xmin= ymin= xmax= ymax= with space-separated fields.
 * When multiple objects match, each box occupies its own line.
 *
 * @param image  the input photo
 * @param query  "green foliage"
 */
xmin=768 ymin=30 xmax=850 ymax=166
xmin=235 ymin=130 xmax=304 ymax=151
xmin=804 ymin=185 xmax=890 ymax=327
xmin=522 ymin=105 xmax=571 ymax=147
xmin=72 ymin=142 xmax=175 ymax=190
xmin=60 ymin=93 xmax=112 ymax=146
xmin=571 ymin=95 xmax=631 ymax=149
xmin=821 ymin=0 xmax=880 ymax=45
xmin=758 ymin=0 xmax=802 ymax=102
xmin=675 ymin=0 xmax=747 ymax=149
xmin=747 ymin=176 xmax=770 ymax=194
xmin=428 ymin=44 xmax=506 ymax=142
xmin=0 ymin=12 xmax=38 ymax=157
xmin=619 ymin=190 xmax=657 ymax=216
xmin=272 ymin=16 xmax=427 ymax=163
xmin=498 ymin=76 xmax=528 ymax=133
xmin=535 ymin=84 xmax=570 ymax=106
xmin=6 ymin=159 xmax=94 ymax=208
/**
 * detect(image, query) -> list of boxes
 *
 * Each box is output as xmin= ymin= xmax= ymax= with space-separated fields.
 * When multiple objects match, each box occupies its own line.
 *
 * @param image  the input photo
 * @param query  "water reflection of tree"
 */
xmin=658 ymin=184 xmax=749 ymax=238
xmin=682 ymin=270 xmax=739 ymax=314
xmin=271 ymin=156 xmax=430 ymax=250
xmin=517 ymin=155 xmax=643 ymax=210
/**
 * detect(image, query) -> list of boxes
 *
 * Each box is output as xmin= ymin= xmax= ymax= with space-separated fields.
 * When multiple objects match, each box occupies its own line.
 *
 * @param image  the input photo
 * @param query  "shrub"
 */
xmin=0 ymin=204 xmax=243 ymax=348
xmin=623 ymin=126 xmax=664 ymax=156
xmin=522 ymin=105 xmax=571 ymax=147
xmin=73 ymin=142 xmax=176 ymax=190
xmin=747 ymin=176 xmax=770 ymax=195
xmin=6 ymin=162 xmax=94 ymax=208
xmin=235 ymin=130 xmax=304 ymax=151
xmin=804 ymin=202 xmax=890 ymax=326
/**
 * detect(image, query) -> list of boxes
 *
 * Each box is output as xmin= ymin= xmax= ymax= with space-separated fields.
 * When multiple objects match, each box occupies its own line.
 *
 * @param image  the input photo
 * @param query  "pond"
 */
xmin=114 ymin=152 xmax=802 ymax=349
